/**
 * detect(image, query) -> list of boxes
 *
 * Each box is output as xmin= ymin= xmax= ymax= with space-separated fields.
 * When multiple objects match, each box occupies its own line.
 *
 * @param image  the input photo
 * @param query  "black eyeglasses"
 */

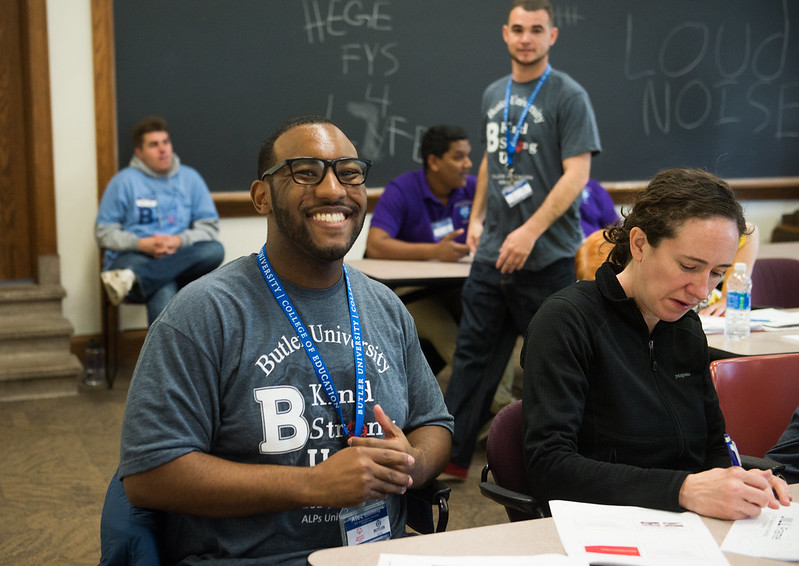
xmin=261 ymin=157 xmax=371 ymax=186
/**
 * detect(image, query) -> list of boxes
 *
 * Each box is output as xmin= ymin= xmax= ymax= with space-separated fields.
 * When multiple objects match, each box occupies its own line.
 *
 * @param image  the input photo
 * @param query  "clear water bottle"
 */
xmin=83 ymin=339 xmax=107 ymax=387
xmin=724 ymin=262 xmax=752 ymax=340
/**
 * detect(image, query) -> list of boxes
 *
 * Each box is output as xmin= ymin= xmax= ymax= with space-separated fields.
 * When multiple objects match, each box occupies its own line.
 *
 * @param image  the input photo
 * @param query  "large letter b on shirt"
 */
xmin=254 ymin=386 xmax=309 ymax=454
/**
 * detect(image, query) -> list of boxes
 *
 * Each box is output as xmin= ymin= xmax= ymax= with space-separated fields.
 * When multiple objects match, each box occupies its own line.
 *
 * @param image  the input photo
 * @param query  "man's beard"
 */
xmin=271 ymin=204 xmax=364 ymax=263
xmin=510 ymin=51 xmax=547 ymax=70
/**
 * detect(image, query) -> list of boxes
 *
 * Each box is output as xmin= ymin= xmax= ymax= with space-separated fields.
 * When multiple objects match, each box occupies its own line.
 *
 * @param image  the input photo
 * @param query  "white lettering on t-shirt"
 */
xmin=253 ymin=325 xmax=391 ymax=377
xmin=254 ymin=386 xmax=309 ymax=454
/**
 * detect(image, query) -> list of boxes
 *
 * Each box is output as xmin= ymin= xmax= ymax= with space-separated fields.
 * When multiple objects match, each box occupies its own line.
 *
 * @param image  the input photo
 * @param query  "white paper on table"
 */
xmin=752 ymin=308 xmax=799 ymax=329
xmin=699 ymin=314 xmax=763 ymax=335
xmin=377 ymin=554 xmax=585 ymax=566
xmin=550 ymin=500 xmax=729 ymax=566
xmin=721 ymin=503 xmax=799 ymax=561
xmin=699 ymin=314 xmax=727 ymax=335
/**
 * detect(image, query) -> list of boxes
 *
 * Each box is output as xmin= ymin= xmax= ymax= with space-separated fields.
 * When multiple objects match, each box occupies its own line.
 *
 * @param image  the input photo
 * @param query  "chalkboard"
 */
xmin=114 ymin=0 xmax=799 ymax=191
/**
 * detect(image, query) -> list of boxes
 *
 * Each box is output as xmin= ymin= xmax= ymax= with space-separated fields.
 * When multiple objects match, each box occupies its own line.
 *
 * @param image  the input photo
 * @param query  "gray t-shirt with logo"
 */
xmin=478 ymin=68 xmax=601 ymax=271
xmin=119 ymin=254 xmax=453 ymax=565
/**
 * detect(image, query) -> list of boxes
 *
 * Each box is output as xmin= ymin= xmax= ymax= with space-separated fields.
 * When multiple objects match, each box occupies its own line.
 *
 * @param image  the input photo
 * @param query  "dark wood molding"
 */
xmin=21 ymin=0 xmax=58 ymax=261
xmin=92 ymin=0 xmax=117 ymax=197
xmin=212 ymin=191 xmax=257 ymax=218
xmin=213 ymin=188 xmax=384 ymax=217
xmin=209 ymin=178 xmax=799 ymax=216
xmin=604 ymin=177 xmax=799 ymax=205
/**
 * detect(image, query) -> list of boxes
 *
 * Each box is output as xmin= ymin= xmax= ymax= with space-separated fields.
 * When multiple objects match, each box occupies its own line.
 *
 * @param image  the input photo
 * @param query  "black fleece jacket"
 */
xmin=522 ymin=262 xmax=730 ymax=513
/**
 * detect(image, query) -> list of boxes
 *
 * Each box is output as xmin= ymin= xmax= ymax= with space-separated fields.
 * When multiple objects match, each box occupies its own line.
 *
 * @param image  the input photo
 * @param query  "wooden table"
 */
xmin=345 ymin=258 xmax=472 ymax=288
xmin=307 ymin=486 xmax=798 ymax=565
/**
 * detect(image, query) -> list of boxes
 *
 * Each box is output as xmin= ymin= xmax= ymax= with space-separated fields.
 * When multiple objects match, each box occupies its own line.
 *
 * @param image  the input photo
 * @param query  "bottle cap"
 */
xmin=733 ymin=262 xmax=747 ymax=273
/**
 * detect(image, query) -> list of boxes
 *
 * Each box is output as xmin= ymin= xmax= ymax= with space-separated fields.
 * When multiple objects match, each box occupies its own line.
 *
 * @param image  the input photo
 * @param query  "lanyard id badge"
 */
xmin=256 ymin=246 xmax=366 ymax=440
xmin=502 ymin=180 xmax=533 ymax=208
xmin=431 ymin=217 xmax=455 ymax=240
xmin=504 ymin=64 xmax=551 ymax=182
xmin=339 ymin=500 xmax=391 ymax=545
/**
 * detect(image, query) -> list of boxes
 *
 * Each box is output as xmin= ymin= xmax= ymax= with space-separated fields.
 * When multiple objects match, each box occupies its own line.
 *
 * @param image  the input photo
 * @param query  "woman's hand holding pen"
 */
xmin=678 ymin=467 xmax=792 ymax=520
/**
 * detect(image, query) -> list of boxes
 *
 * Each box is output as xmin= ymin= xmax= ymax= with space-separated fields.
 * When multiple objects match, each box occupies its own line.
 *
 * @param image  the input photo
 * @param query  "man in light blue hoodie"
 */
xmin=96 ymin=116 xmax=224 ymax=324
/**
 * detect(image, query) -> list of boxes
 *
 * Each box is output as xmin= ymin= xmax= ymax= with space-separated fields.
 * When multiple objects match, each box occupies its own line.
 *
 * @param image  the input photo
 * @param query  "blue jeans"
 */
xmin=444 ymin=258 xmax=575 ymax=468
xmin=107 ymin=241 xmax=224 ymax=325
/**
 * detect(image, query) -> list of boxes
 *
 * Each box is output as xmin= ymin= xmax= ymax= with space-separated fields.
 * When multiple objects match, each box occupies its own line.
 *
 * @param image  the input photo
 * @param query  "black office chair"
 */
xmin=99 ymin=469 xmax=450 ymax=565
xmin=478 ymin=400 xmax=546 ymax=521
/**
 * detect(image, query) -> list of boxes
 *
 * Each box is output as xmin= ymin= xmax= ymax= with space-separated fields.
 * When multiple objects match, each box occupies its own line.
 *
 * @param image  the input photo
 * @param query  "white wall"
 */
xmin=47 ymin=0 xmax=796 ymax=336
xmin=48 ymin=0 xmax=100 ymax=336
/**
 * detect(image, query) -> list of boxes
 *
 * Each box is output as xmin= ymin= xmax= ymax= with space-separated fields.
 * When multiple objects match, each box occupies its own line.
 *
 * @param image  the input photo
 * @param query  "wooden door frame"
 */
xmin=91 ymin=0 xmax=118 ymax=198
xmin=6 ymin=0 xmax=58 ymax=283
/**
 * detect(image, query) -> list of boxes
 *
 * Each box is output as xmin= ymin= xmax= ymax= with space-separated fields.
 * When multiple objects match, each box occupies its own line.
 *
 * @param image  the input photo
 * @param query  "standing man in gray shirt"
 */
xmin=442 ymin=0 xmax=601 ymax=480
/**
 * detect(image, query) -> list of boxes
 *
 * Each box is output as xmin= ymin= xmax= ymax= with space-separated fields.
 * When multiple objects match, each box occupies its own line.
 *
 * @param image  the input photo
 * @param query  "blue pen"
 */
xmin=724 ymin=433 xmax=741 ymax=466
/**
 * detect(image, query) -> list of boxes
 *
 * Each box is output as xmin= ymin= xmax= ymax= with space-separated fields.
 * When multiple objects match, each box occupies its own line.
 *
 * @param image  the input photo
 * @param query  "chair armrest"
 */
xmin=478 ymin=481 xmax=546 ymax=519
xmin=741 ymin=454 xmax=786 ymax=475
xmin=405 ymin=479 xmax=451 ymax=534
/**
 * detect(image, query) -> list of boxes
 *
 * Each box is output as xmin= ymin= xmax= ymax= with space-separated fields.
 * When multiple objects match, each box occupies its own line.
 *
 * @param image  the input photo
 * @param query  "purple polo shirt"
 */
xmin=370 ymin=169 xmax=476 ymax=244
xmin=579 ymin=178 xmax=619 ymax=237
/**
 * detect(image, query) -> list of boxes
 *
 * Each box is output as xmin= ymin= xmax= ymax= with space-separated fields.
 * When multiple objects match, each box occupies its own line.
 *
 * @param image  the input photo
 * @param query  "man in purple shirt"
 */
xmin=367 ymin=125 xmax=475 ymax=262
xmin=579 ymin=178 xmax=618 ymax=238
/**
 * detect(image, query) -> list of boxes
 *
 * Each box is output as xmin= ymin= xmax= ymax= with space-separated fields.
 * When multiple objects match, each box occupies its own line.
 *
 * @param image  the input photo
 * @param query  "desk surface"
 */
xmin=707 ymin=329 xmax=799 ymax=357
xmin=706 ymin=308 xmax=799 ymax=357
xmin=308 ymin=485 xmax=798 ymax=566
xmin=346 ymin=258 xmax=472 ymax=287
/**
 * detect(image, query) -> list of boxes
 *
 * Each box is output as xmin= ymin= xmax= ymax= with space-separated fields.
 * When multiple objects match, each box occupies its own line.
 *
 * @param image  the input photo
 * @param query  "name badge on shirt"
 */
xmin=431 ymin=217 xmax=455 ymax=241
xmin=339 ymin=500 xmax=391 ymax=546
xmin=135 ymin=198 xmax=157 ymax=208
xmin=502 ymin=180 xmax=533 ymax=208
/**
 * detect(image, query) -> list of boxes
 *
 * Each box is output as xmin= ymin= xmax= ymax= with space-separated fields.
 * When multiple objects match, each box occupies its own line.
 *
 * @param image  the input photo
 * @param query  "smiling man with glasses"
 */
xmin=110 ymin=115 xmax=453 ymax=565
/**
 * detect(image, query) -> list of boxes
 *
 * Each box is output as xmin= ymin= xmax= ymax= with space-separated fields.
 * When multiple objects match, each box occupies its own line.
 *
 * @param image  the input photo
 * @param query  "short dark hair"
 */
xmin=256 ymin=115 xmax=336 ymax=179
xmin=132 ymin=116 xmax=169 ymax=149
xmin=606 ymin=168 xmax=749 ymax=266
xmin=509 ymin=0 xmax=554 ymax=23
xmin=420 ymin=125 xmax=469 ymax=169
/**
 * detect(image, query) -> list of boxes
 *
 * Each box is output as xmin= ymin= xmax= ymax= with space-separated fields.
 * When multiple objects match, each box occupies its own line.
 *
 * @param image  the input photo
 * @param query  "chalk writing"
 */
xmin=302 ymin=0 xmax=429 ymax=168
xmin=340 ymin=42 xmax=399 ymax=76
xmin=302 ymin=0 xmax=392 ymax=44
xmin=554 ymin=5 xmax=587 ymax=27
xmin=624 ymin=0 xmax=796 ymax=138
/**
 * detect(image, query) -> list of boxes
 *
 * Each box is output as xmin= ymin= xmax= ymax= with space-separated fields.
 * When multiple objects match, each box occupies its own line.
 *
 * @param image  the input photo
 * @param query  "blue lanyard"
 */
xmin=256 ymin=246 xmax=365 ymax=438
xmin=503 ymin=64 xmax=551 ymax=169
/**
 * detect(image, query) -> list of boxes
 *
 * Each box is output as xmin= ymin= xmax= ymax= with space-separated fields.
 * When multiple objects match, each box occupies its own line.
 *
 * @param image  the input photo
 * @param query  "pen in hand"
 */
xmin=724 ymin=433 xmax=741 ymax=466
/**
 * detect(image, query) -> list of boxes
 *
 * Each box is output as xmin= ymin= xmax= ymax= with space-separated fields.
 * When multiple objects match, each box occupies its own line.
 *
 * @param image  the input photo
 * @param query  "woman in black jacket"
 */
xmin=522 ymin=168 xmax=791 ymax=519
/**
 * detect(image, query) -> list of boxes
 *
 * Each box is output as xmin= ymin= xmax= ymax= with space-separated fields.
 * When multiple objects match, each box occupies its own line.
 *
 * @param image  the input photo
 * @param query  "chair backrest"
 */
xmin=486 ymin=401 xmax=529 ymax=496
xmin=710 ymin=353 xmax=799 ymax=458
xmin=750 ymin=258 xmax=799 ymax=308
xmin=99 ymin=470 xmax=164 ymax=565
xmin=575 ymin=229 xmax=612 ymax=281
